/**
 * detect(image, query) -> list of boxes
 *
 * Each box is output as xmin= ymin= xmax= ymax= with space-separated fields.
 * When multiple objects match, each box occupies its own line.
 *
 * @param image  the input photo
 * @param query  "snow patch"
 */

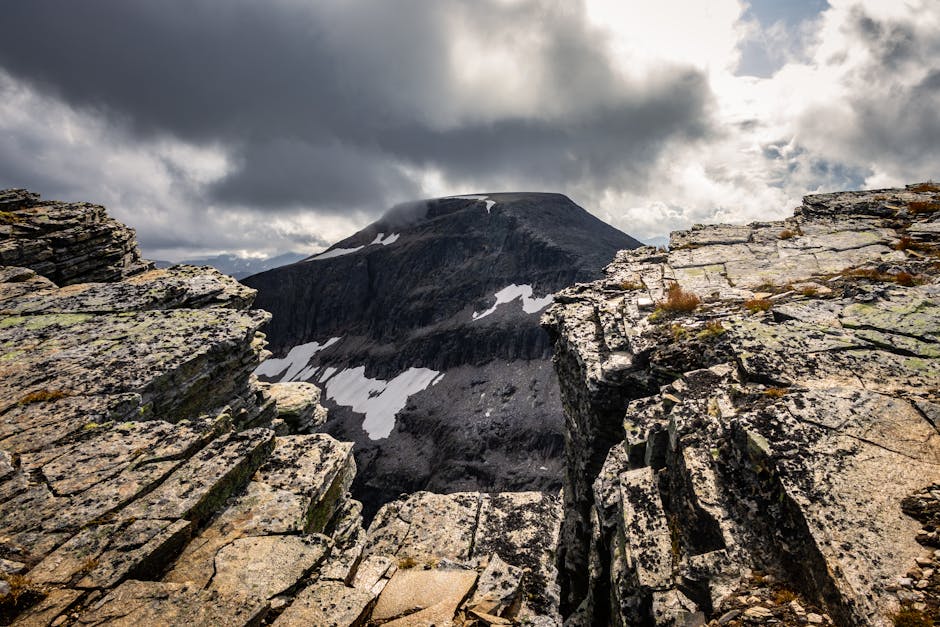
xmin=324 ymin=367 xmax=443 ymax=440
xmin=308 ymin=232 xmax=401 ymax=261
xmin=255 ymin=337 xmax=342 ymax=381
xmin=472 ymin=284 xmax=554 ymax=320
xmin=371 ymin=232 xmax=400 ymax=245
xmin=452 ymin=194 xmax=496 ymax=213
xmin=309 ymin=246 xmax=364 ymax=261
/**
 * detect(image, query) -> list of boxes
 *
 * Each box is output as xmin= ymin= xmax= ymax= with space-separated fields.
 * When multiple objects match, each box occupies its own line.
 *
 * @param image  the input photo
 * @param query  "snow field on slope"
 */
xmin=472 ymin=283 xmax=554 ymax=320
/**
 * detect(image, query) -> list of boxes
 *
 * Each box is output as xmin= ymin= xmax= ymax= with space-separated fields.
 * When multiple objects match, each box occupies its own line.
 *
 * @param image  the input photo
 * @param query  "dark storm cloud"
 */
xmin=850 ymin=7 xmax=917 ymax=70
xmin=0 ymin=0 xmax=712 ymax=217
xmin=824 ymin=6 xmax=940 ymax=166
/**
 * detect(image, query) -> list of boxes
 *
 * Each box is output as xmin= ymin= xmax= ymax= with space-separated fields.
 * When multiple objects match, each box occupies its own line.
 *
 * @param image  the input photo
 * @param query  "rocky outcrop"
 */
xmin=0 ymin=189 xmax=151 ymax=286
xmin=357 ymin=490 xmax=563 ymax=625
xmin=0 ymin=190 xmax=563 ymax=626
xmin=244 ymin=192 xmax=641 ymax=519
xmin=543 ymin=184 xmax=940 ymax=625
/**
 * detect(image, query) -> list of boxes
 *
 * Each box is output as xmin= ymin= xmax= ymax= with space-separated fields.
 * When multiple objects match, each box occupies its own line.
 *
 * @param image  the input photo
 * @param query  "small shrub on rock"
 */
xmin=744 ymin=298 xmax=772 ymax=313
xmin=659 ymin=284 xmax=701 ymax=313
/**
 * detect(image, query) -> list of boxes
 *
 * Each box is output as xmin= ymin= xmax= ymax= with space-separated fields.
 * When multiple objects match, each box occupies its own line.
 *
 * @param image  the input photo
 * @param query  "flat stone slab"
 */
xmin=29 ymin=518 xmax=191 ymax=589
xmin=208 ymin=535 xmax=329 ymax=600
xmin=365 ymin=491 xmax=481 ymax=564
xmin=75 ymin=580 xmax=268 ymax=626
xmin=0 ymin=266 xmax=255 ymax=315
xmin=619 ymin=467 xmax=673 ymax=590
xmin=273 ymin=580 xmax=374 ymax=626
xmin=362 ymin=491 xmax=562 ymax=620
xmin=164 ymin=434 xmax=353 ymax=588
xmin=371 ymin=568 xmax=478 ymax=622
xmin=123 ymin=427 xmax=274 ymax=523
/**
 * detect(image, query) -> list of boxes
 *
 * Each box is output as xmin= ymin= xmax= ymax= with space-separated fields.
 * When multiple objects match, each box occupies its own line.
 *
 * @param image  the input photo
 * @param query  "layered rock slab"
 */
xmin=361 ymin=490 xmax=563 ymax=623
xmin=0 ymin=189 xmax=151 ymax=286
xmin=0 ymin=191 xmax=348 ymax=624
xmin=543 ymin=184 xmax=940 ymax=625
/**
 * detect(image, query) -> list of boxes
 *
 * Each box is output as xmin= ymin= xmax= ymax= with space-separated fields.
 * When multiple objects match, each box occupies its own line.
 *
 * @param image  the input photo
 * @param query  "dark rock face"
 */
xmin=0 ymin=189 xmax=152 ymax=285
xmin=243 ymin=193 xmax=640 ymax=518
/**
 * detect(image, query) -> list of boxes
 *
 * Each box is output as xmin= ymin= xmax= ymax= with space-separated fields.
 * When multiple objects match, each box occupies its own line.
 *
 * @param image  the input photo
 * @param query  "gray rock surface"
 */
xmin=361 ymin=490 xmax=563 ymax=623
xmin=0 ymin=190 xmax=577 ymax=627
xmin=542 ymin=184 xmax=940 ymax=625
xmin=0 ymin=189 xmax=151 ymax=285
xmin=0 ymin=191 xmax=363 ymax=625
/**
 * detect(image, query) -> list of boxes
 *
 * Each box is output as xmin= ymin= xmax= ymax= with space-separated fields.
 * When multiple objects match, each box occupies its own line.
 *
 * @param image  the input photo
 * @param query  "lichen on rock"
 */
xmin=542 ymin=183 xmax=940 ymax=626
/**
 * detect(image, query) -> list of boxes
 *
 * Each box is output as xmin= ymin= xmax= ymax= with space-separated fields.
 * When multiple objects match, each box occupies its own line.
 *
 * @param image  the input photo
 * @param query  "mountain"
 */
xmin=242 ymin=193 xmax=641 ymax=519
xmin=155 ymin=252 xmax=307 ymax=279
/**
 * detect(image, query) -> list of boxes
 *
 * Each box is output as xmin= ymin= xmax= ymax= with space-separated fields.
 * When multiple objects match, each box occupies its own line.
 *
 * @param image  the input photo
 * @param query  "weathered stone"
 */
xmin=273 ymin=580 xmax=374 ymax=627
xmin=208 ymin=534 xmax=328 ymax=600
xmin=467 ymin=554 xmax=523 ymax=618
xmin=351 ymin=555 xmax=397 ymax=595
xmin=164 ymin=433 xmax=353 ymax=588
xmin=11 ymin=588 xmax=83 ymax=627
xmin=542 ymin=184 xmax=940 ymax=625
xmin=0 ymin=189 xmax=151 ymax=286
xmin=362 ymin=490 xmax=562 ymax=622
xmin=123 ymin=428 xmax=274 ymax=523
xmin=266 ymin=381 xmax=329 ymax=432
xmin=75 ymin=580 xmax=268 ymax=626
xmin=371 ymin=567 xmax=477 ymax=622
xmin=364 ymin=491 xmax=481 ymax=564
xmin=29 ymin=518 xmax=191 ymax=589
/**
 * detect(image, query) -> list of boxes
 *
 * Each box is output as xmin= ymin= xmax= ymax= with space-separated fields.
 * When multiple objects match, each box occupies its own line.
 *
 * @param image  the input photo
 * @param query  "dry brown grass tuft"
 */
xmin=18 ymin=390 xmax=68 ymax=405
xmin=893 ymin=608 xmax=933 ymax=627
xmin=659 ymin=284 xmax=701 ymax=313
xmin=744 ymin=298 xmax=772 ymax=313
xmin=894 ymin=271 xmax=917 ymax=287
xmin=910 ymin=181 xmax=940 ymax=193
xmin=909 ymin=201 xmax=940 ymax=214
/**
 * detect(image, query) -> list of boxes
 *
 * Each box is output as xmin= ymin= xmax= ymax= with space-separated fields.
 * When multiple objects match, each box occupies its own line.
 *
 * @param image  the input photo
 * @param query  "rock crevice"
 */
xmin=543 ymin=184 xmax=940 ymax=626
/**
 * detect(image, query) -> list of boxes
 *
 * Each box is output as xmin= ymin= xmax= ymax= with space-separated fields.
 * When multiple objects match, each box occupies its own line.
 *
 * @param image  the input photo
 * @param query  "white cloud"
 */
xmin=2 ymin=1 xmax=939 ymax=254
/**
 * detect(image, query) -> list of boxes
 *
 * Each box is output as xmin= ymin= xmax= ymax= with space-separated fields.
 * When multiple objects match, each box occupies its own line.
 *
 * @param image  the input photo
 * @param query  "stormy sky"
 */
xmin=1 ymin=1 xmax=938 ymax=260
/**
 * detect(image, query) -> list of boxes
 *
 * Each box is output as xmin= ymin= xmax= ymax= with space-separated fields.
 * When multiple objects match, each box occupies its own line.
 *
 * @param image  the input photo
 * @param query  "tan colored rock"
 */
xmin=371 ymin=568 xmax=477 ymax=622
xmin=267 ymin=381 xmax=329 ymax=432
xmin=123 ymin=428 xmax=275 ymax=523
xmin=208 ymin=534 xmax=328 ymax=600
xmin=164 ymin=433 xmax=354 ymax=588
xmin=75 ymin=580 xmax=268 ymax=626
xmin=351 ymin=554 xmax=397 ymax=594
xmin=273 ymin=580 xmax=374 ymax=627
xmin=11 ymin=588 xmax=83 ymax=627
xmin=29 ymin=518 xmax=191 ymax=589
xmin=364 ymin=492 xmax=481 ymax=564
xmin=467 ymin=554 xmax=523 ymax=618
